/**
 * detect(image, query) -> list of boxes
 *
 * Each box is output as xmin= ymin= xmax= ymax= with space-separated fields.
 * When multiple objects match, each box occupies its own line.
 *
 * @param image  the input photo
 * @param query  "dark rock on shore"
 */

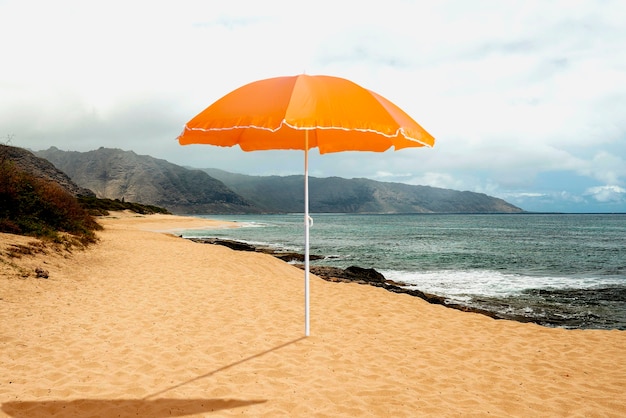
xmin=303 ymin=265 xmax=505 ymax=321
xmin=189 ymin=238 xmax=257 ymax=252
xmin=305 ymin=266 xmax=390 ymax=285
xmin=187 ymin=236 xmax=545 ymax=325
xmin=269 ymin=252 xmax=324 ymax=263
xmin=187 ymin=237 xmax=324 ymax=262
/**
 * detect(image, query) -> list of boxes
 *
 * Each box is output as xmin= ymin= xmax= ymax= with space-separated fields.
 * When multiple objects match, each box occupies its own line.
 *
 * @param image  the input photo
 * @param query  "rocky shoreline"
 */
xmin=187 ymin=237 xmax=551 ymax=326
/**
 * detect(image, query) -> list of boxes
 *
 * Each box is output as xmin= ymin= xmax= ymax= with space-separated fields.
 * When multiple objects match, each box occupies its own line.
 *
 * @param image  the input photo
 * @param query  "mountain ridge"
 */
xmin=202 ymin=168 xmax=524 ymax=214
xmin=34 ymin=147 xmax=524 ymax=214
xmin=36 ymin=147 xmax=258 ymax=214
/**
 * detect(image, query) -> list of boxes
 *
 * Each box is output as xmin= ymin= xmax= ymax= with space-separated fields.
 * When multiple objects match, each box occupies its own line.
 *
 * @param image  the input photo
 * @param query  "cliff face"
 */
xmin=0 ymin=145 xmax=95 ymax=197
xmin=203 ymin=169 xmax=525 ymax=214
xmin=33 ymin=147 xmax=525 ymax=214
xmin=36 ymin=147 xmax=259 ymax=214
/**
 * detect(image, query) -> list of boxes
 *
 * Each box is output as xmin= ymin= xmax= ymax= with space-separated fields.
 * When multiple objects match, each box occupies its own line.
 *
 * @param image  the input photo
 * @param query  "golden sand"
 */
xmin=1 ymin=212 xmax=625 ymax=417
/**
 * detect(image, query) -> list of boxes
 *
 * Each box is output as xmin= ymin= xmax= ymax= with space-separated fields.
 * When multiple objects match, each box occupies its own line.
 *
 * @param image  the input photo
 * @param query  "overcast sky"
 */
xmin=1 ymin=0 xmax=625 ymax=212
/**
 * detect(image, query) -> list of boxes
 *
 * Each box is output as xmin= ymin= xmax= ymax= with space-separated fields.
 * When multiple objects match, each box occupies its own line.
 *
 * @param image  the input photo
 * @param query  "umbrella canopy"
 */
xmin=178 ymin=74 xmax=434 ymax=151
xmin=178 ymin=74 xmax=435 ymax=336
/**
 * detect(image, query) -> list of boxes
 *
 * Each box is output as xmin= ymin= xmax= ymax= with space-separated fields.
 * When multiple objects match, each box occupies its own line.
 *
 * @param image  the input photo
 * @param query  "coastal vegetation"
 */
xmin=0 ymin=156 xmax=169 ymax=246
xmin=77 ymin=196 xmax=170 ymax=217
xmin=0 ymin=157 xmax=100 ymax=245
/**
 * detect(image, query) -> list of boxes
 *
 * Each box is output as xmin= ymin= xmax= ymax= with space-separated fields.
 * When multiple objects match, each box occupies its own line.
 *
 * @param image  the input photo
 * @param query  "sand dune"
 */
xmin=1 ymin=212 xmax=625 ymax=417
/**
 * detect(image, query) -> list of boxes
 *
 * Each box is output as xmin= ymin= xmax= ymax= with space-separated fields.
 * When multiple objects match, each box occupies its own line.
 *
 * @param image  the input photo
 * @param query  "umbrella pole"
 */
xmin=304 ymin=130 xmax=310 ymax=337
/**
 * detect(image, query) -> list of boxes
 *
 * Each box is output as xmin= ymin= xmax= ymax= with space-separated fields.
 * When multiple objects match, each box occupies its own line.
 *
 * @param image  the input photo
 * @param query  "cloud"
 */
xmin=579 ymin=151 xmax=626 ymax=185
xmin=507 ymin=192 xmax=546 ymax=199
xmin=373 ymin=171 xmax=413 ymax=180
xmin=585 ymin=185 xmax=626 ymax=203
xmin=2 ymin=0 xmax=626 ymax=212
xmin=405 ymin=172 xmax=468 ymax=191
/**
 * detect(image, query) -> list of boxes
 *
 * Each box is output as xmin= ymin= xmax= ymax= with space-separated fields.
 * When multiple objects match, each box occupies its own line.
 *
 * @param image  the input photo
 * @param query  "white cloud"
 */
xmin=507 ymin=192 xmax=546 ymax=198
xmin=405 ymin=172 xmax=468 ymax=191
xmin=373 ymin=171 xmax=413 ymax=180
xmin=585 ymin=185 xmax=626 ymax=202
xmin=579 ymin=151 xmax=626 ymax=185
xmin=1 ymin=0 xmax=626 ymax=212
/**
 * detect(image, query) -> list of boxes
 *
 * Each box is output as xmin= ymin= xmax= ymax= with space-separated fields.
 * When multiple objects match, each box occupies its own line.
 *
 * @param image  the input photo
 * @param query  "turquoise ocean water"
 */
xmin=181 ymin=213 xmax=626 ymax=330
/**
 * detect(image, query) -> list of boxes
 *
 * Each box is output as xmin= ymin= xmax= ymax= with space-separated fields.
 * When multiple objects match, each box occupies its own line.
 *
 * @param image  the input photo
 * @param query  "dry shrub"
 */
xmin=0 ymin=158 xmax=101 ymax=245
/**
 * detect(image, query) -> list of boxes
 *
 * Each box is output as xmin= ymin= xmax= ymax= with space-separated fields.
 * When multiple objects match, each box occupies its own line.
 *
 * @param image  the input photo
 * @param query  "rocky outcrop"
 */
xmin=31 ymin=147 xmax=526 ymax=215
xmin=307 ymin=266 xmax=388 ymax=284
xmin=36 ymin=147 xmax=260 ymax=214
xmin=187 ymin=237 xmax=324 ymax=262
xmin=166 ymin=233 xmax=611 ymax=328
xmin=187 ymin=236 xmax=509 ymax=321
xmin=1 ymin=145 xmax=95 ymax=197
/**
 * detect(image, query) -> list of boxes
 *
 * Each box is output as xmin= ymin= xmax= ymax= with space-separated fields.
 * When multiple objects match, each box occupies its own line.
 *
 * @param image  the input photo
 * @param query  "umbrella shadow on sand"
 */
xmin=2 ymin=337 xmax=306 ymax=417
xmin=1 ymin=398 xmax=266 ymax=417
xmin=142 ymin=337 xmax=306 ymax=400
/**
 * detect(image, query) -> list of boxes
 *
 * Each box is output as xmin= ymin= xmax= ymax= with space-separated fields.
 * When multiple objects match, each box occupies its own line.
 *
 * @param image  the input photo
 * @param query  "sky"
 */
xmin=1 ymin=0 xmax=625 ymax=213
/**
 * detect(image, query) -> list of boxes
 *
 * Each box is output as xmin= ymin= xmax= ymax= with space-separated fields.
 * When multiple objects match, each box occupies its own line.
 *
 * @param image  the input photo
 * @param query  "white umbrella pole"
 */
xmin=304 ymin=130 xmax=310 ymax=337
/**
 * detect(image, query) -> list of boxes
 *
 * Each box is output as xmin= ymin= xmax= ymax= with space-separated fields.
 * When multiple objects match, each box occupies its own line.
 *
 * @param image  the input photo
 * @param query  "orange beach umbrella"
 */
xmin=178 ymin=74 xmax=435 ymax=336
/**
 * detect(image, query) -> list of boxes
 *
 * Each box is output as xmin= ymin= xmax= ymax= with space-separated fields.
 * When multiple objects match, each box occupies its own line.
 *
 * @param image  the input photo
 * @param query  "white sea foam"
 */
xmin=234 ymin=221 xmax=268 ymax=228
xmin=183 ymin=213 xmax=626 ymax=329
xmin=381 ymin=269 xmax=625 ymax=300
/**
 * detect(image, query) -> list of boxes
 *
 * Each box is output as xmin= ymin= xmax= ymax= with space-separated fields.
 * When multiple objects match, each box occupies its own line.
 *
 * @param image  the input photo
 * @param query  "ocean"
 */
xmin=181 ymin=213 xmax=626 ymax=330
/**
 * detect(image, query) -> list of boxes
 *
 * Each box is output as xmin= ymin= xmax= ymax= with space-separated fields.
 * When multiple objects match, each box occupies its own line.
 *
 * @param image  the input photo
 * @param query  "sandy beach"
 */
xmin=1 ymin=212 xmax=625 ymax=417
